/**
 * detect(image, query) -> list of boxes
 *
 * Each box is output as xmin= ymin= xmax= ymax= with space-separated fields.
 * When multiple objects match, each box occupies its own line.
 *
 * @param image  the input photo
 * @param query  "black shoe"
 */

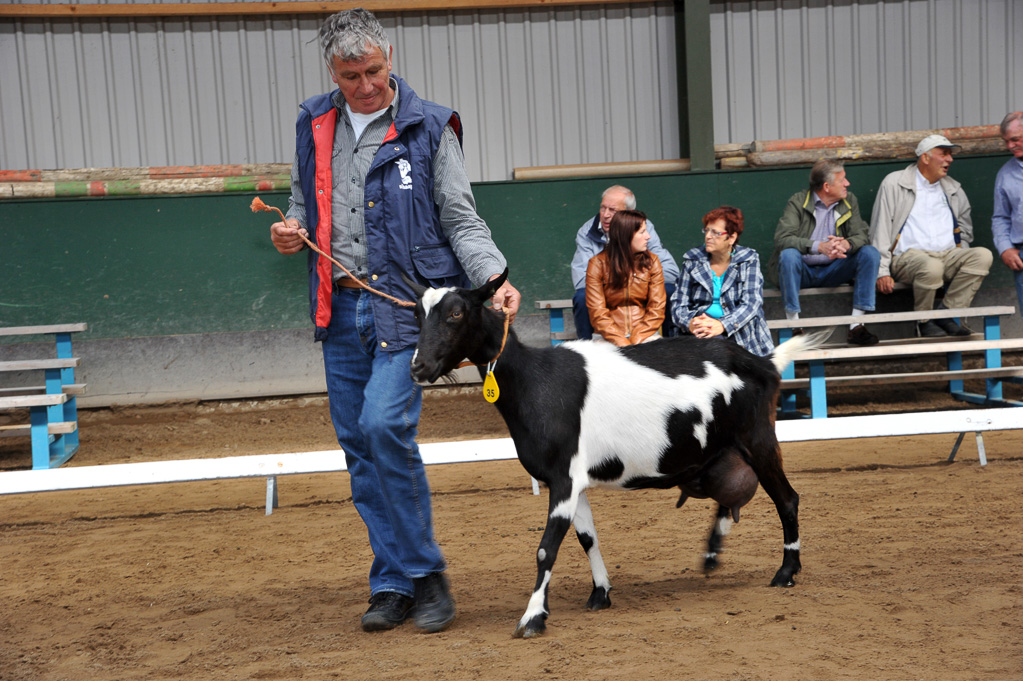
xmin=934 ymin=317 xmax=972 ymax=336
xmin=412 ymin=572 xmax=455 ymax=633
xmin=361 ymin=591 xmax=414 ymax=632
xmin=847 ymin=324 xmax=878 ymax=346
xmin=917 ymin=320 xmax=947 ymax=338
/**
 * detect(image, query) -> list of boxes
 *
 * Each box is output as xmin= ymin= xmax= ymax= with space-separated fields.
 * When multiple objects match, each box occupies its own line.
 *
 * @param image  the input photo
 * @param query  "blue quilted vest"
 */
xmin=295 ymin=75 xmax=470 ymax=348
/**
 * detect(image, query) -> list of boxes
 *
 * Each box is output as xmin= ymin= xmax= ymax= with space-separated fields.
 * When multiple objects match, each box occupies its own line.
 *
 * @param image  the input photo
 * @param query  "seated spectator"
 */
xmin=871 ymin=134 xmax=994 ymax=336
xmin=767 ymin=159 xmax=881 ymax=346
xmin=671 ymin=206 xmax=773 ymax=357
xmin=585 ymin=209 xmax=665 ymax=346
xmin=992 ymin=111 xmax=1023 ymax=319
xmin=571 ymin=185 xmax=678 ymax=339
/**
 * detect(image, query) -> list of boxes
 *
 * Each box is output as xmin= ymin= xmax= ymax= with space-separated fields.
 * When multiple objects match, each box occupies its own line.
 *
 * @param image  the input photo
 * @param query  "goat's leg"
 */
xmin=703 ymin=504 xmax=734 ymax=573
xmin=572 ymin=491 xmax=612 ymax=610
xmin=751 ymin=445 xmax=801 ymax=587
xmin=514 ymin=483 xmax=580 ymax=638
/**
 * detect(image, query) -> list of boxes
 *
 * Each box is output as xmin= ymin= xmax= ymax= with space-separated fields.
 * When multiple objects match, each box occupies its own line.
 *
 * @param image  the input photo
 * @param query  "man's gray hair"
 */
xmin=602 ymin=185 xmax=637 ymax=210
xmin=809 ymin=159 xmax=844 ymax=193
xmin=319 ymin=8 xmax=391 ymax=71
xmin=1000 ymin=111 xmax=1023 ymax=136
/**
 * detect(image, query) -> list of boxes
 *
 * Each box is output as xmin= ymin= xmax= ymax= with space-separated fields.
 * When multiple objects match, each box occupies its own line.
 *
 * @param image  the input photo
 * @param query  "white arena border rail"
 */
xmin=1 ymin=408 xmax=1021 ymax=514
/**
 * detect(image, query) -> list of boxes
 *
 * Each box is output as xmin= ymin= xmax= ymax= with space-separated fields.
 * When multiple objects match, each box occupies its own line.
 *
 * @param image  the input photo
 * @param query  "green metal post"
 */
xmin=675 ymin=0 xmax=715 ymax=170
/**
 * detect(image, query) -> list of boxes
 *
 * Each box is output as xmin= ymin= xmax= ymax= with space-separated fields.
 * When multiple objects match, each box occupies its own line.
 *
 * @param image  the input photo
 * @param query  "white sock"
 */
xmin=786 ymin=311 xmax=800 ymax=321
xmin=850 ymin=308 xmax=865 ymax=330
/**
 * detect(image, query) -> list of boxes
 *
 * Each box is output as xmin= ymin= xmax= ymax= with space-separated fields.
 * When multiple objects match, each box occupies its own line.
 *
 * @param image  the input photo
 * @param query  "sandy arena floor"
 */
xmin=1 ymin=387 xmax=1022 ymax=680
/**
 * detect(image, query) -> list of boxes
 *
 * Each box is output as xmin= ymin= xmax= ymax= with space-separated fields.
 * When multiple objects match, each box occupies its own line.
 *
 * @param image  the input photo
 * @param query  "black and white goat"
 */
xmin=408 ymin=270 xmax=826 ymax=638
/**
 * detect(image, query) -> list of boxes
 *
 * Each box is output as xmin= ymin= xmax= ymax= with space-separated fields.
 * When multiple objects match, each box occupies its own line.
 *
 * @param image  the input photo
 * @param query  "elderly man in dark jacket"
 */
xmin=767 ymin=159 xmax=881 ymax=345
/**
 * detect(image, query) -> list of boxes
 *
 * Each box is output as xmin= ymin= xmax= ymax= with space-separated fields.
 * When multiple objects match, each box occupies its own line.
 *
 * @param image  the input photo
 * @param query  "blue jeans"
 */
xmin=1014 ymin=266 xmax=1023 ymax=320
xmin=322 ymin=288 xmax=446 ymax=598
xmin=573 ymin=282 xmax=678 ymax=340
xmin=778 ymin=246 xmax=880 ymax=314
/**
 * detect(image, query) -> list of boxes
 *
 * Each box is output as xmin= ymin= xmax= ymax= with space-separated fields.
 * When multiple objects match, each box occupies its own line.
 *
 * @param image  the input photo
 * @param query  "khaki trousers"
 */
xmin=891 ymin=246 xmax=993 ymax=311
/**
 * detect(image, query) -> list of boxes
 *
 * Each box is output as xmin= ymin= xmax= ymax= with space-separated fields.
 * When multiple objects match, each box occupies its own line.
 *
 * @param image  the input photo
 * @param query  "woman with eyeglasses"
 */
xmin=671 ymin=206 xmax=774 ymax=356
xmin=585 ymin=209 xmax=666 ymax=346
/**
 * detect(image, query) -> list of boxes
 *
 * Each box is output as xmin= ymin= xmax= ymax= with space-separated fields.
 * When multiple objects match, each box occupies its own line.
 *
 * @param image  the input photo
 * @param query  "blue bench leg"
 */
xmin=809 ymin=360 xmax=828 ymax=419
xmin=983 ymin=314 xmax=1003 ymax=402
xmin=777 ymin=329 xmax=798 ymax=415
xmin=549 ymin=309 xmax=565 ymax=346
xmin=30 ymin=407 xmax=51 ymax=470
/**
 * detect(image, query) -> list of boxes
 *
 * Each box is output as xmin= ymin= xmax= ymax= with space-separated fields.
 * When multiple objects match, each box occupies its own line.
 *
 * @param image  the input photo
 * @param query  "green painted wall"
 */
xmin=0 ymin=154 xmax=1012 ymax=342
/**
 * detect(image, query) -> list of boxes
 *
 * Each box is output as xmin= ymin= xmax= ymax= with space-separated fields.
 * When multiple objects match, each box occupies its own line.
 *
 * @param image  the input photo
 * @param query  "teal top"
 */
xmin=705 ymin=270 xmax=726 ymax=319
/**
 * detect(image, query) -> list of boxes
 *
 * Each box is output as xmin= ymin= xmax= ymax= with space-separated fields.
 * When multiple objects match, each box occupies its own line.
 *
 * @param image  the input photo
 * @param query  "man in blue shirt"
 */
xmin=569 ymin=185 xmax=679 ymax=339
xmin=992 ymin=111 xmax=1023 ymax=318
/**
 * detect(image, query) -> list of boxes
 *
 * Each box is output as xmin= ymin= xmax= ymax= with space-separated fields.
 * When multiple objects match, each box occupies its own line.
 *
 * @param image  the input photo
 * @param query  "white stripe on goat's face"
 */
xmin=565 ymin=341 xmax=744 ymax=488
xmin=421 ymin=286 xmax=456 ymax=319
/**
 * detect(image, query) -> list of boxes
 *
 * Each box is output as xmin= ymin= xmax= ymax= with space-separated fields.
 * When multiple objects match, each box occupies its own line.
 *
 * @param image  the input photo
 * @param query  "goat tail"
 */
xmin=770 ymin=328 xmax=834 ymax=374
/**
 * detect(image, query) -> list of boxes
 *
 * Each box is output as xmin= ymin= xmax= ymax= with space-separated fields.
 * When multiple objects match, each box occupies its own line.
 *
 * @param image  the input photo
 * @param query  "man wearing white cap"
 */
xmin=870 ymin=134 xmax=993 ymax=336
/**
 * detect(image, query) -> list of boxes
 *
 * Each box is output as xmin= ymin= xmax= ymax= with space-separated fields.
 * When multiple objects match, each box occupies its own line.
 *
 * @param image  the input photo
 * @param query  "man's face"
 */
xmin=821 ymin=169 xmax=850 ymax=203
xmin=599 ymin=191 xmax=629 ymax=232
xmin=330 ymin=45 xmax=393 ymax=114
xmin=921 ymin=147 xmax=954 ymax=180
xmin=1003 ymin=120 xmax=1023 ymax=160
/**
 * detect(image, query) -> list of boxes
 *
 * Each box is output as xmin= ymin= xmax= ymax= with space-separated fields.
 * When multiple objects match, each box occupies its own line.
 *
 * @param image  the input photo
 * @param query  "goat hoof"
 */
xmin=513 ymin=615 xmax=547 ymax=639
xmin=703 ymin=554 xmax=719 ymax=573
xmin=770 ymin=573 xmax=796 ymax=588
xmin=585 ymin=587 xmax=611 ymax=611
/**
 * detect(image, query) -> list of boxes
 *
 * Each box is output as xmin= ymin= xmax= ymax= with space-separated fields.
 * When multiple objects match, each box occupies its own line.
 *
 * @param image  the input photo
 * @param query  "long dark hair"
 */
xmin=606 ymin=209 xmax=651 ymax=290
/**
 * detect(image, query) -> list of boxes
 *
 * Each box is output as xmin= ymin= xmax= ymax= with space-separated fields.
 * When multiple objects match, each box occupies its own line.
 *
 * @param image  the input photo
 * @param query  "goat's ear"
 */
xmin=401 ymin=272 xmax=429 ymax=299
xmin=472 ymin=268 xmax=509 ymax=305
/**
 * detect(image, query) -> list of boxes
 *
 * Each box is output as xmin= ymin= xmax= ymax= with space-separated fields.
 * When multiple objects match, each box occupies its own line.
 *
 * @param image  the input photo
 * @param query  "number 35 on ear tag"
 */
xmin=483 ymin=370 xmax=500 ymax=403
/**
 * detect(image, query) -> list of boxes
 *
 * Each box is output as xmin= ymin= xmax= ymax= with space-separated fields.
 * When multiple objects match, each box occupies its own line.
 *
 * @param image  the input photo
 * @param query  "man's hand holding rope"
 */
xmin=264 ymin=203 xmax=520 ymax=323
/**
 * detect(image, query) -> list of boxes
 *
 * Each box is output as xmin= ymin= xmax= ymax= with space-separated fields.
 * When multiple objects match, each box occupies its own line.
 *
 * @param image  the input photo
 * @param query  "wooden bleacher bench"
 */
xmin=0 ymin=324 xmax=87 ymax=469
xmin=771 ymin=306 xmax=1022 ymax=418
xmin=534 ymin=297 xmax=1021 ymax=419
xmin=534 ymin=284 xmax=914 ymax=345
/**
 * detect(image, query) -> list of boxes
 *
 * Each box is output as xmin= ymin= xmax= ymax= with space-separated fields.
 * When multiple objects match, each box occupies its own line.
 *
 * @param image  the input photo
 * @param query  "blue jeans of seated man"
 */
xmin=322 ymin=288 xmax=446 ymax=598
xmin=1014 ymin=266 xmax=1023 ymax=320
xmin=573 ymin=282 xmax=678 ymax=340
xmin=778 ymin=245 xmax=881 ymax=314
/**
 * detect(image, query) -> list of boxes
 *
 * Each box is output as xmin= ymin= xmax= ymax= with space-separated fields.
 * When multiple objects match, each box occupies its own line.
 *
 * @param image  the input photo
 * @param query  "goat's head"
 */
xmin=407 ymin=269 xmax=509 ymax=383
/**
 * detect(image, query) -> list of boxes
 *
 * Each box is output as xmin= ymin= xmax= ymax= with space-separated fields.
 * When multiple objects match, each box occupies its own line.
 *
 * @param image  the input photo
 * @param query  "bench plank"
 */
xmin=781 ymin=366 xmax=1023 ymax=390
xmin=791 ymin=337 xmax=1023 ymax=362
xmin=0 ymin=358 xmax=80 ymax=372
xmin=0 ymin=393 xmax=69 ymax=408
xmin=0 ymin=323 xmax=87 ymax=336
xmin=762 ymin=283 xmax=911 ymax=298
xmin=0 ymin=384 xmax=87 ymax=397
xmin=535 ymin=299 xmax=572 ymax=309
xmin=769 ymin=306 xmax=1015 ymax=330
xmin=0 ymin=421 xmax=78 ymax=437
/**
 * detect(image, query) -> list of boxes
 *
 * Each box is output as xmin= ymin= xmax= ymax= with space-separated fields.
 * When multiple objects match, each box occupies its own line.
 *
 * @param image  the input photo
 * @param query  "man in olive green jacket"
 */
xmin=768 ymin=160 xmax=881 ymax=345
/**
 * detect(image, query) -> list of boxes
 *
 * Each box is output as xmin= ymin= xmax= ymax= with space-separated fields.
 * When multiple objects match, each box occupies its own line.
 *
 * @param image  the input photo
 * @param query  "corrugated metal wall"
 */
xmin=1 ymin=1 xmax=1020 ymax=180
xmin=0 ymin=2 xmax=679 ymax=182
xmin=711 ymin=0 xmax=1022 ymax=143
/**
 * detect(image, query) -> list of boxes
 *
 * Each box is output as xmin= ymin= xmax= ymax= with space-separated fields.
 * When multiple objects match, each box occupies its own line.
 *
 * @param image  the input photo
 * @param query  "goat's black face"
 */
xmin=408 ymin=269 xmax=507 ymax=383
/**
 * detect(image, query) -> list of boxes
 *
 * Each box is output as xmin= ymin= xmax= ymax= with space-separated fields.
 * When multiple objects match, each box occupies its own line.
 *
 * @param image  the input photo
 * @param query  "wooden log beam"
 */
xmin=747 ymin=137 xmax=1006 ymax=167
xmin=0 ymin=1 xmax=657 ymax=20
xmin=752 ymin=125 xmax=1001 ymax=153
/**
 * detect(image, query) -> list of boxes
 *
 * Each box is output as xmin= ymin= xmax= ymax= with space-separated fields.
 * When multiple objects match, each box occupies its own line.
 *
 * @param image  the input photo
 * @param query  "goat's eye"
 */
xmin=450 ymin=311 xmax=463 ymax=320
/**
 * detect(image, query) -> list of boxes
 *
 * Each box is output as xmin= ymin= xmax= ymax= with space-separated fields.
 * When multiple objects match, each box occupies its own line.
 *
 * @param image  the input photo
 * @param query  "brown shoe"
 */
xmin=847 ymin=324 xmax=878 ymax=346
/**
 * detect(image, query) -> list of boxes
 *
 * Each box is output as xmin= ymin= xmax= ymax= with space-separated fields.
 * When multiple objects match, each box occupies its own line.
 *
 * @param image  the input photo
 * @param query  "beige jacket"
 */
xmin=869 ymin=164 xmax=974 ymax=278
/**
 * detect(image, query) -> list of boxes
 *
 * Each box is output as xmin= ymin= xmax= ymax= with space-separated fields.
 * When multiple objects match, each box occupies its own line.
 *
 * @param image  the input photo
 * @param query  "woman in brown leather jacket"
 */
xmin=584 ymin=209 xmax=666 ymax=345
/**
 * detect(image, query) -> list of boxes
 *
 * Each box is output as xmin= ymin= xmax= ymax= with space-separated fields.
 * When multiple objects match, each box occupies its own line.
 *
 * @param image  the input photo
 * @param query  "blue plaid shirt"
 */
xmin=671 ymin=244 xmax=774 ymax=357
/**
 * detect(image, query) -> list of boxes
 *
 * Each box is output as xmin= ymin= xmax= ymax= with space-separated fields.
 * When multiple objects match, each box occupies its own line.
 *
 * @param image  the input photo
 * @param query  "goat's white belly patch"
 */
xmin=565 ymin=341 xmax=744 ymax=487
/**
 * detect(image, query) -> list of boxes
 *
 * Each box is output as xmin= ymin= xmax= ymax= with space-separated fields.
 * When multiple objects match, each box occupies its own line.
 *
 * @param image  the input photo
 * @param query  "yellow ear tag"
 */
xmin=483 ymin=370 xmax=500 ymax=403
